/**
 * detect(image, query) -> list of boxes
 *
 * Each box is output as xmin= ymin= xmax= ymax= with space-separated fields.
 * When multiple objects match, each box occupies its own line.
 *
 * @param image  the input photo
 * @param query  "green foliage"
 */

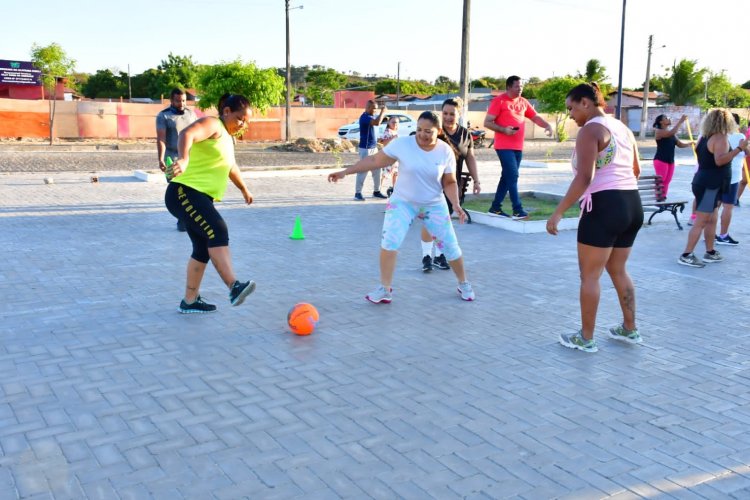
xmin=536 ymin=76 xmax=583 ymax=114
xmin=433 ymin=75 xmax=458 ymax=94
xmin=578 ymin=59 xmax=608 ymax=83
xmin=536 ymin=76 xmax=583 ymax=142
xmin=660 ymin=59 xmax=705 ymax=106
xmin=158 ymin=53 xmax=198 ymax=93
xmin=374 ymin=78 xmax=432 ymax=95
xmin=470 ymin=76 xmax=505 ymax=90
xmin=304 ymin=67 xmax=348 ymax=105
xmin=196 ymin=60 xmax=284 ymax=113
xmin=130 ymin=68 xmax=166 ymax=100
xmin=704 ymin=72 xmax=750 ymax=108
xmin=82 ymin=69 xmax=126 ymax=98
xmin=30 ymin=43 xmax=76 ymax=91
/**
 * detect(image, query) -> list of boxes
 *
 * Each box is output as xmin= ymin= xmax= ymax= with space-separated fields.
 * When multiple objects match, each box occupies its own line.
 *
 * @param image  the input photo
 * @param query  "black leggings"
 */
xmin=165 ymin=183 xmax=229 ymax=263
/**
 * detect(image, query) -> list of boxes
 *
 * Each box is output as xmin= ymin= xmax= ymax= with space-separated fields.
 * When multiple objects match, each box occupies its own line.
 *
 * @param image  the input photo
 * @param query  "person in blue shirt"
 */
xmin=354 ymin=100 xmax=388 ymax=201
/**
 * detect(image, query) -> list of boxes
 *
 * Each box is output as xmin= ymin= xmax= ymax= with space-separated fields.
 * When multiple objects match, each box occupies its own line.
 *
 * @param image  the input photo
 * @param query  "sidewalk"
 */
xmin=1 ymin=160 xmax=749 ymax=499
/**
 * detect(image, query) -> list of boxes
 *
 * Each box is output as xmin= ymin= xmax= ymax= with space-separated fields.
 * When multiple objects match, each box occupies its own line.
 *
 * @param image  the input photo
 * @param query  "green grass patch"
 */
xmin=463 ymin=194 xmax=579 ymax=221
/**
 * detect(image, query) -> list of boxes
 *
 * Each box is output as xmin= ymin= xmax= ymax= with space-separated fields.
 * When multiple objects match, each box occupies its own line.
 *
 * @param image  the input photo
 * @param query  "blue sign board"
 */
xmin=0 ymin=60 xmax=42 ymax=85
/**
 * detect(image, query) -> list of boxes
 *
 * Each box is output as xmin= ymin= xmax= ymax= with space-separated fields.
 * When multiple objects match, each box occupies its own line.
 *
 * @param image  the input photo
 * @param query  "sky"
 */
xmin=3 ymin=0 xmax=748 ymax=90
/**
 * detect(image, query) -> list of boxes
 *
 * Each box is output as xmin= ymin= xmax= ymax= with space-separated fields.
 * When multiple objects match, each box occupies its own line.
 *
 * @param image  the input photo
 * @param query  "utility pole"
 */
xmin=396 ymin=61 xmax=400 ymax=108
xmin=615 ymin=0 xmax=626 ymax=120
xmin=639 ymin=35 xmax=653 ymax=138
xmin=285 ymin=0 xmax=291 ymax=142
xmin=127 ymin=64 xmax=132 ymax=102
xmin=458 ymin=0 xmax=471 ymax=124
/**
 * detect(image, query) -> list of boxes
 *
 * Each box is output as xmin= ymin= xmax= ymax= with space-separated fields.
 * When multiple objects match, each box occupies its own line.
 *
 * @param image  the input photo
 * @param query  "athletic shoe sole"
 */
xmin=677 ymin=258 xmax=704 ymax=268
xmin=365 ymin=295 xmax=391 ymax=304
xmin=177 ymin=307 xmax=217 ymax=314
xmin=230 ymin=281 xmax=256 ymax=306
xmin=558 ymin=335 xmax=598 ymax=353
xmin=715 ymin=241 xmax=739 ymax=246
xmin=702 ymin=257 xmax=723 ymax=264
xmin=608 ymin=329 xmax=642 ymax=344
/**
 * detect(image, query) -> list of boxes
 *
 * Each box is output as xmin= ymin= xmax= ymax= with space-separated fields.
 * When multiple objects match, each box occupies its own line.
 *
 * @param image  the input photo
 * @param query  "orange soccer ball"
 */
xmin=287 ymin=303 xmax=319 ymax=336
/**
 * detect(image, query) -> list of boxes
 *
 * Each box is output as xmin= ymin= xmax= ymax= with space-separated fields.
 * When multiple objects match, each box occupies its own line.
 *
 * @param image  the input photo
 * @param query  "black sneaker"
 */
xmin=422 ymin=255 xmax=433 ymax=272
xmin=433 ymin=254 xmax=450 ymax=270
xmin=373 ymin=191 xmax=387 ymax=199
xmin=354 ymin=193 xmax=365 ymax=201
xmin=179 ymin=296 xmax=217 ymax=314
xmin=512 ymin=209 xmax=529 ymax=220
xmin=386 ymin=187 xmax=394 ymax=198
xmin=488 ymin=208 xmax=511 ymax=218
xmin=229 ymin=280 xmax=256 ymax=306
xmin=176 ymin=219 xmax=187 ymax=232
xmin=716 ymin=234 xmax=739 ymax=246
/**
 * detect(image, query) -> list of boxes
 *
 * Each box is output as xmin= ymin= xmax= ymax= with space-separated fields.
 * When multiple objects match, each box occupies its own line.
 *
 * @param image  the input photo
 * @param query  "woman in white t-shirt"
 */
xmin=328 ymin=111 xmax=474 ymax=303
xmin=716 ymin=113 xmax=747 ymax=245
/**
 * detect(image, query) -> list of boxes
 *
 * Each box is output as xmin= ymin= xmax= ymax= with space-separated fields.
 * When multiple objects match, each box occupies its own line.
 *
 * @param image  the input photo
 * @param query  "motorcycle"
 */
xmin=466 ymin=121 xmax=489 ymax=148
xmin=470 ymin=127 xmax=488 ymax=148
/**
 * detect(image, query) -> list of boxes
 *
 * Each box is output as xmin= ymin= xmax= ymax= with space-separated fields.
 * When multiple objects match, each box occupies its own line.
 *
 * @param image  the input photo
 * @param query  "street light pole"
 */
xmin=458 ymin=0 xmax=471 ymax=125
xmin=639 ymin=35 xmax=653 ymax=138
xmin=615 ymin=0 xmax=626 ymax=120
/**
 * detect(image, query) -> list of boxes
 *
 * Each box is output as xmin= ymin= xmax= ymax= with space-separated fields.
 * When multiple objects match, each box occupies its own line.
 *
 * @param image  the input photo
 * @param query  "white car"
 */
xmin=337 ymin=113 xmax=417 ymax=141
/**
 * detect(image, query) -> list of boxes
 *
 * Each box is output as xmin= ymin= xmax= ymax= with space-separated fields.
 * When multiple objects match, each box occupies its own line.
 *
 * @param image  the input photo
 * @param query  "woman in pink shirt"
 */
xmin=547 ymin=82 xmax=643 ymax=353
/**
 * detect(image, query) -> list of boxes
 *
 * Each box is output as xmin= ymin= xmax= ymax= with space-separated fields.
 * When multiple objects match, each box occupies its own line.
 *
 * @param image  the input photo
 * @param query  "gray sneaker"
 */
xmin=678 ymin=253 xmax=705 ymax=268
xmin=559 ymin=330 xmax=598 ymax=353
xmin=702 ymin=250 xmax=723 ymax=263
xmin=457 ymin=281 xmax=475 ymax=301
xmin=608 ymin=324 xmax=642 ymax=344
xmin=366 ymin=285 xmax=392 ymax=304
xmin=229 ymin=280 xmax=256 ymax=306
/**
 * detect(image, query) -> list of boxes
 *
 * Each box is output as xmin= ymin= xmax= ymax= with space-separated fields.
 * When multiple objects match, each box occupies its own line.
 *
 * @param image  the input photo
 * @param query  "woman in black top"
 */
xmin=678 ymin=109 xmax=748 ymax=268
xmin=653 ymin=114 xmax=692 ymax=198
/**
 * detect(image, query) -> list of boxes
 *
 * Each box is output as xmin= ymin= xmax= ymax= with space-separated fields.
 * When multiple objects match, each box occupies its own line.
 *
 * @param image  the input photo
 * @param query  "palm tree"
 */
xmin=580 ymin=59 xmax=608 ymax=83
xmin=662 ymin=59 xmax=705 ymax=105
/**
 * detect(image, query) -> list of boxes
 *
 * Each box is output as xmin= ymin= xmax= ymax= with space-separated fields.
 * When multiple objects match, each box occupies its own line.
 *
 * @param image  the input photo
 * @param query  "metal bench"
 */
xmin=637 ymin=175 xmax=688 ymax=230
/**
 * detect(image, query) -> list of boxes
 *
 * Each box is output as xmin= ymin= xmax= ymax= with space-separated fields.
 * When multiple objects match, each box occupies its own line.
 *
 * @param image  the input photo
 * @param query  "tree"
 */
xmin=660 ymin=59 xmax=705 ymax=106
xmin=578 ymin=59 xmax=608 ymax=83
xmin=536 ymin=76 xmax=583 ymax=142
xmin=82 ymin=69 xmax=125 ymax=98
xmin=130 ymin=68 xmax=167 ymax=100
xmin=741 ymin=80 xmax=750 ymax=90
xmin=704 ymin=71 xmax=750 ymax=108
xmin=304 ymin=67 xmax=348 ymax=106
xmin=470 ymin=76 xmax=505 ymax=90
xmin=433 ymin=75 xmax=458 ymax=94
xmin=30 ymin=43 xmax=76 ymax=144
xmin=158 ymin=53 xmax=198 ymax=93
xmin=196 ymin=60 xmax=284 ymax=113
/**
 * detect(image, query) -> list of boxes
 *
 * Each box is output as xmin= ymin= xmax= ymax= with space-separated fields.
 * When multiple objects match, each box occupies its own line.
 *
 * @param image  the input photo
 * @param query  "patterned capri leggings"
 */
xmin=381 ymin=197 xmax=462 ymax=261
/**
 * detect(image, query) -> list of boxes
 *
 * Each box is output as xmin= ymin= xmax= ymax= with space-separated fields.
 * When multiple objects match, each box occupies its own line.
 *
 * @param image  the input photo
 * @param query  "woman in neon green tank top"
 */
xmin=164 ymin=93 xmax=256 ymax=314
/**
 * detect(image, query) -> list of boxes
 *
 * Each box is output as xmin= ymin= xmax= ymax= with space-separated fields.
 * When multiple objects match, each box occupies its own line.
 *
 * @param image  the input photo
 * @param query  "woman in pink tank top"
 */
xmin=547 ymin=82 xmax=644 ymax=353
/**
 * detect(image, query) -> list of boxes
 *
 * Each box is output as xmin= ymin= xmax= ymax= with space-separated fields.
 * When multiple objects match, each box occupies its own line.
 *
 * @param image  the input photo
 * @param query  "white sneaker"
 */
xmin=366 ymin=285 xmax=392 ymax=304
xmin=457 ymin=281 xmax=475 ymax=301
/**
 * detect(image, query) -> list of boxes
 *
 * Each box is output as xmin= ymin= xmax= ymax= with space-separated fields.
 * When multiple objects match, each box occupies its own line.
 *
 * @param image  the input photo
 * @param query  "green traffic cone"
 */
xmin=290 ymin=216 xmax=305 ymax=240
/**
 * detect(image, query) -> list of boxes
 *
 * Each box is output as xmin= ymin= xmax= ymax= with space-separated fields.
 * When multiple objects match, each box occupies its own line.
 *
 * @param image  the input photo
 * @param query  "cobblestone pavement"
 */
xmin=1 ymin=149 xmax=749 ymax=499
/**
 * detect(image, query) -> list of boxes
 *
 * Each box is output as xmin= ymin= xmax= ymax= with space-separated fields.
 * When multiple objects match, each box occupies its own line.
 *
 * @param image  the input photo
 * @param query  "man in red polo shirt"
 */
xmin=483 ymin=76 xmax=553 ymax=219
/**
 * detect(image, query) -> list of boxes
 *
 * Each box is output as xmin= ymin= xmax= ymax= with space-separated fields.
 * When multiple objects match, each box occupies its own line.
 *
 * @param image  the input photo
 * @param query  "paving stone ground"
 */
xmin=1 ymin=149 xmax=750 ymax=499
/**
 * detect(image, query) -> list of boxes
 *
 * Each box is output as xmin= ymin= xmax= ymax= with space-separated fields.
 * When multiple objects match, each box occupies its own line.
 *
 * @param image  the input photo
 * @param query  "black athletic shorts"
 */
xmin=577 ymin=189 xmax=643 ymax=248
xmin=165 ymin=182 xmax=229 ymax=263
xmin=692 ymin=183 xmax=722 ymax=214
